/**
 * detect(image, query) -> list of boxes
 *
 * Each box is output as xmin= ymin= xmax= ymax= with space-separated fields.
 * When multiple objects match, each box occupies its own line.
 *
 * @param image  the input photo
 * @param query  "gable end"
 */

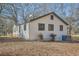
xmin=27 ymin=12 xmax=68 ymax=25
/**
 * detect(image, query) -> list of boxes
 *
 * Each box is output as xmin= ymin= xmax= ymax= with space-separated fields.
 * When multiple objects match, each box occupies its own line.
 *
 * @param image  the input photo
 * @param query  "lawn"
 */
xmin=0 ymin=41 xmax=79 ymax=56
xmin=72 ymin=35 xmax=79 ymax=40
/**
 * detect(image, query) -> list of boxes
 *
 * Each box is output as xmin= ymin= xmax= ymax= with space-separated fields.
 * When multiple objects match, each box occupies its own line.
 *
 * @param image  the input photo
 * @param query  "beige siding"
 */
xmin=29 ymin=14 xmax=68 ymax=41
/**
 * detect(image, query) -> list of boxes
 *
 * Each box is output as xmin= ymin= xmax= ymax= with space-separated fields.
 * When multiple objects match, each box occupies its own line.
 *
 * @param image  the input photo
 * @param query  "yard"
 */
xmin=0 ymin=40 xmax=79 ymax=56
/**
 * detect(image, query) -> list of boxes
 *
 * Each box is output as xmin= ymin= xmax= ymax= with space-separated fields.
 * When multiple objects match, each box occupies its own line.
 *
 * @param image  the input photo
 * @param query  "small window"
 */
xmin=60 ymin=25 xmax=63 ymax=31
xmin=19 ymin=25 xmax=21 ymax=33
xmin=50 ymin=15 xmax=53 ymax=20
xmin=24 ymin=24 xmax=26 ymax=30
xmin=48 ymin=24 xmax=54 ymax=31
xmin=38 ymin=23 xmax=45 ymax=31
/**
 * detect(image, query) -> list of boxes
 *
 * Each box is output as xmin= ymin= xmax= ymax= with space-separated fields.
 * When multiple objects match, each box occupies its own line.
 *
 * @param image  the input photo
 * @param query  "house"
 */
xmin=0 ymin=23 xmax=4 ymax=35
xmin=0 ymin=16 xmax=15 ymax=36
xmin=13 ymin=12 xmax=69 ymax=41
xmin=0 ymin=17 xmax=6 ymax=35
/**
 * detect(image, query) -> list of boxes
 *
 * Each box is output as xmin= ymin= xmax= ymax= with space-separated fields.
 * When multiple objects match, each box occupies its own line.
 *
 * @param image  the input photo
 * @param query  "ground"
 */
xmin=0 ymin=41 xmax=79 ymax=56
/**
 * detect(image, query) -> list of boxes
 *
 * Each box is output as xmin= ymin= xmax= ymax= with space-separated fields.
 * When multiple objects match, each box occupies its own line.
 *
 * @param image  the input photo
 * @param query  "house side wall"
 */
xmin=29 ymin=14 xmax=68 ymax=41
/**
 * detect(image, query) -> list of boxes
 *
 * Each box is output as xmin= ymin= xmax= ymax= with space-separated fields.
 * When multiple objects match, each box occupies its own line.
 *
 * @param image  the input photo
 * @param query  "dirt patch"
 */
xmin=0 ymin=41 xmax=79 ymax=56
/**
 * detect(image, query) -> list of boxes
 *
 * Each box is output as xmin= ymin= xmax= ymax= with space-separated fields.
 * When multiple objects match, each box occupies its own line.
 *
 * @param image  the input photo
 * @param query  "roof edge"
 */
xmin=28 ymin=12 xmax=68 ymax=25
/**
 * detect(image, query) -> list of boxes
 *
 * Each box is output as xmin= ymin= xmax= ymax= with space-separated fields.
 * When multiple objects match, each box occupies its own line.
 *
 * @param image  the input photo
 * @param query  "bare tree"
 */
xmin=65 ymin=4 xmax=77 ymax=39
xmin=0 ymin=4 xmax=4 ymax=14
xmin=1 ymin=4 xmax=18 ymax=24
xmin=68 ymin=4 xmax=74 ymax=37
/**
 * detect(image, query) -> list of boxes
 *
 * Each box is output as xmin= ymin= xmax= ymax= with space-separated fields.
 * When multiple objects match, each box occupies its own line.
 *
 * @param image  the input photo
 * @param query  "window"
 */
xmin=24 ymin=24 xmax=26 ymax=30
xmin=60 ymin=25 xmax=63 ymax=31
xmin=48 ymin=24 xmax=54 ymax=31
xmin=38 ymin=23 xmax=45 ymax=31
xmin=50 ymin=15 xmax=53 ymax=20
xmin=19 ymin=25 xmax=21 ymax=33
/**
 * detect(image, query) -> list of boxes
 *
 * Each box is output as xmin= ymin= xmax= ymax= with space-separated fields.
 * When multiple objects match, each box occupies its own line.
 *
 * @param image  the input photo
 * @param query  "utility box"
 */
xmin=62 ymin=35 xmax=68 ymax=41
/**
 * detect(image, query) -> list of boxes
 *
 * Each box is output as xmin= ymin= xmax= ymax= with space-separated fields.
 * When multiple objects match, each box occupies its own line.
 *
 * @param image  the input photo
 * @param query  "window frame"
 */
xmin=19 ymin=25 xmax=21 ymax=33
xmin=60 ymin=25 xmax=63 ymax=31
xmin=24 ymin=24 xmax=26 ymax=31
xmin=50 ymin=15 xmax=53 ymax=20
xmin=38 ymin=23 xmax=45 ymax=31
xmin=48 ymin=24 xmax=54 ymax=31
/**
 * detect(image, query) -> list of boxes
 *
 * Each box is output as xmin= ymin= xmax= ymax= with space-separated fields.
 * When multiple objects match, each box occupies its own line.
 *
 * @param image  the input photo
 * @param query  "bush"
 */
xmin=50 ymin=33 xmax=56 ymax=41
xmin=38 ymin=34 xmax=43 ymax=40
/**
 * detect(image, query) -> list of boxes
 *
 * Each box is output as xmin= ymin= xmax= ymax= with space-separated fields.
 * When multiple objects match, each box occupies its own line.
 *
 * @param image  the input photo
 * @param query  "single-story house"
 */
xmin=13 ymin=12 xmax=69 ymax=41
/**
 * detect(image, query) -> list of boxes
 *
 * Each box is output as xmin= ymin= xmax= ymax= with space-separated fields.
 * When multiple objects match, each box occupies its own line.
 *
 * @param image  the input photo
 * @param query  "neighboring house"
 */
xmin=0 ymin=24 xmax=4 ymax=35
xmin=0 ymin=18 xmax=5 ymax=35
xmin=0 ymin=16 xmax=14 ymax=36
xmin=13 ymin=12 xmax=69 ymax=41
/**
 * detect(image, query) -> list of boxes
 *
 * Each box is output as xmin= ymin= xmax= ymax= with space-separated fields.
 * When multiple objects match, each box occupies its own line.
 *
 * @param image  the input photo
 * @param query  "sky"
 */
xmin=17 ymin=3 xmax=79 ymax=24
xmin=1 ymin=3 xmax=79 ymax=24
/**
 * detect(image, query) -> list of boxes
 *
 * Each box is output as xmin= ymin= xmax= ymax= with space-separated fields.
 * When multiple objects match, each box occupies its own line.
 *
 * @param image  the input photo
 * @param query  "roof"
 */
xmin=28 ymin=12 xmax=68 ymax=25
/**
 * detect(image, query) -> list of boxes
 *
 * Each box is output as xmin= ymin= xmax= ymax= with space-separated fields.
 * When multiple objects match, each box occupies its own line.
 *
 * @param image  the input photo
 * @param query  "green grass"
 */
xmin=72 ymin=35 xmax=79 ymax=40
xmin=0 ymin=35 xmax=17 ymax=38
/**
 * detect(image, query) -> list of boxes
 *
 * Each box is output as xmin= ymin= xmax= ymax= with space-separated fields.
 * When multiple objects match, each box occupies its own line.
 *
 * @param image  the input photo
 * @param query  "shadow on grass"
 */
xmin=0 ymin=37 xmax=79 ymax=44
xmin=0 ymin=37 xmax=26 ymax=43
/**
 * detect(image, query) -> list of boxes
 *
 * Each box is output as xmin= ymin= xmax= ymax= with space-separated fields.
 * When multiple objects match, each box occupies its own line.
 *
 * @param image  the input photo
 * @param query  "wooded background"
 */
xmin=0 ymin=3 xmax=79 ymax=35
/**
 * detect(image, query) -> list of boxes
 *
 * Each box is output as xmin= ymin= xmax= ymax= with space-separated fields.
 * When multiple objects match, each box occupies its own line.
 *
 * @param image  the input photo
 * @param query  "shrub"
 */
xmin=50 ymin=33 xmax=56 ymax=41
xmin=38 ymin=34 xmax=43 ymax=40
